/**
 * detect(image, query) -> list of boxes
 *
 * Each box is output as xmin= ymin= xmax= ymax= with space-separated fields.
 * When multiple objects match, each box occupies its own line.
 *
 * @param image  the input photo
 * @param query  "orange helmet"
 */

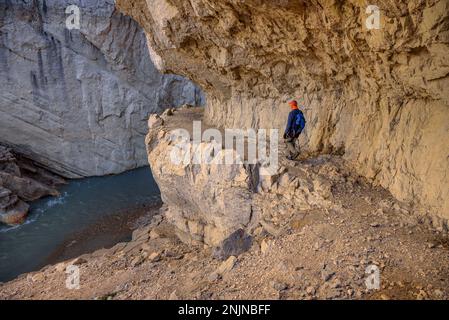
xmin=288 ymin=100 xmax=298 ymax=109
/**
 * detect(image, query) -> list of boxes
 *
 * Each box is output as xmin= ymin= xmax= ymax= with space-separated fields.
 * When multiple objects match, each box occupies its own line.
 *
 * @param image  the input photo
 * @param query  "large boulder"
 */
xmin=145 ymin=108 xmax=340 ymax=246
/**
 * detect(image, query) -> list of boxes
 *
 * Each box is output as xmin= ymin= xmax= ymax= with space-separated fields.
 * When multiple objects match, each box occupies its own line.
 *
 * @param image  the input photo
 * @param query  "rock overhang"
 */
xmin=117 ymin=0 xmax=449 ymax=220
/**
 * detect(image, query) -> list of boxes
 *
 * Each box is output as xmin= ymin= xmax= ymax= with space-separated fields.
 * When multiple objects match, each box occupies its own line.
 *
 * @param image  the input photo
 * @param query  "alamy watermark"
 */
xmin=65 ymin=265 xmax=80 ymax=290
xmin=366 ymin=5 xmax=381 ymax=30
xmin=168 ymin=121 xmax=279 ymax=175
xmin=65 ymin=5 xmax=81 ymax=30
xmin=365 ymin=264 xmax=380 ymax=290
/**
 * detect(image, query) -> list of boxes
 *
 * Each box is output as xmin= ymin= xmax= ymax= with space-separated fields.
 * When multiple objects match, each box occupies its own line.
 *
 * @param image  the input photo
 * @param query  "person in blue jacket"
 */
xmin=283 ymin=100 xmax=306 ymax=160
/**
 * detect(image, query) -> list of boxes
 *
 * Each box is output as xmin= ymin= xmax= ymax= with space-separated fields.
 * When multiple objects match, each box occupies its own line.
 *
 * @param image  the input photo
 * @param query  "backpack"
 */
xmin=294 ymin=110 xmax=306 ymax=136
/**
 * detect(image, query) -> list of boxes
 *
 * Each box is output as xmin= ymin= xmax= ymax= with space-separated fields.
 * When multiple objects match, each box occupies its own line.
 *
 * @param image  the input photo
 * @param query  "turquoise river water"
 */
xmin=0 ymin=167 xmax=161 ymax=282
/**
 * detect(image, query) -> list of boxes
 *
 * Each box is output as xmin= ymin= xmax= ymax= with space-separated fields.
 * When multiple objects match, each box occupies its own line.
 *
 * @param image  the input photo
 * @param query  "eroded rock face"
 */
xmin=0 ymin=0 xmax=204 ymax=178
xmin=0 ymin=145 xmax=63 ymax=225
xmin=117 ymin=0 xmax=449 ymax=220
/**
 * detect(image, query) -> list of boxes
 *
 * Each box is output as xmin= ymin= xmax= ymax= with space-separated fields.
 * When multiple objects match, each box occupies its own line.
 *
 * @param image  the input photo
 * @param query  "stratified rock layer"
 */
xmin=0 ymin=0 xmax=204 ymax=178
xmin=117 ymin=0 xmax=449 ymax=220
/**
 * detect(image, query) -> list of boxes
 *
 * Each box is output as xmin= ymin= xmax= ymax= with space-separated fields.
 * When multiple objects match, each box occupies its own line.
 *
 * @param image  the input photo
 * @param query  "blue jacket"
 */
xmin=285 ymin=109 xmax=302 ymax=137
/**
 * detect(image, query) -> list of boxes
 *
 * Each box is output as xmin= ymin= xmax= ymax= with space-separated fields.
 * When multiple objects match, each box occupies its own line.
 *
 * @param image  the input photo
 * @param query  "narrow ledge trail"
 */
xmin=1 ymin=108 xmax=448 ymax=300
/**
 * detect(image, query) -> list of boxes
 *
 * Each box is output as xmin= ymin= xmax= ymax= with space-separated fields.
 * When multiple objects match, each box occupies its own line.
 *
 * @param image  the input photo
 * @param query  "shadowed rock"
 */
xmin=213 ymin=229 xmax=252 ymax=261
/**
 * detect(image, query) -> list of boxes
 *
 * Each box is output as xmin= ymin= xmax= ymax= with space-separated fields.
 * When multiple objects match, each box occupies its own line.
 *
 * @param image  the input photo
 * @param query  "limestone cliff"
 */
xmin=117 ymin=0 xmax=449 ymax=220
xmin=0 ymin=0 xmax=204 ymax=178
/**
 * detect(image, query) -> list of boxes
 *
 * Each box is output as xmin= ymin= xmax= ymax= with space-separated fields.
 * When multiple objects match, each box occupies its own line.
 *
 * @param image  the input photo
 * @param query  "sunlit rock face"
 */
xmin=117 ymin=0 xmax=449 ymax=220
xmin=0 ymin=0 xmax=204 ymax=178
xmin=145 ymin=108 xmax=340 ymax=246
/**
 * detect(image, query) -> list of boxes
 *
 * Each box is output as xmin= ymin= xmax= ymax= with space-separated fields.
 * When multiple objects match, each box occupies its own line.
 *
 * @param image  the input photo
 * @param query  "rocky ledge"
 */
xmin=1 ymin=108 xmax=447 ymax=299
xmin=1 ymin=118 xmax=448 ymax=298
xmin=145 ymin=108 xmax=448 ymax=254
xmin=0 ymin=145 xmax=64 ymax=225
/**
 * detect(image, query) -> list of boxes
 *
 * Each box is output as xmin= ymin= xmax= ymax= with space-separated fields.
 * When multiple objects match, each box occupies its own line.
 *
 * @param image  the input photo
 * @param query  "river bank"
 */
xmin=43 ymin=202 xmax=162 ymax=269
xmin=0 ymin=167 xmax=161 ymax=282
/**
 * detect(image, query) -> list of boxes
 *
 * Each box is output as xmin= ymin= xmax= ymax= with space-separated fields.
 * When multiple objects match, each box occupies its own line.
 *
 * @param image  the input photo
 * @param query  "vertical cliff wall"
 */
xmin=117 ymin=0 xmax=449 ymax=220
xmin=0 ymin=0 xmax=204 ymax=178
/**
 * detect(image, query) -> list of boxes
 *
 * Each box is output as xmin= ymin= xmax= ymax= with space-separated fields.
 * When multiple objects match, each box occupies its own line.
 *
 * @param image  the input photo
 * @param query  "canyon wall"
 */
xmin=117 ymin=0 xmax=449 ymax=220
xmin=0 ymin=0 xmax=204 ymax=178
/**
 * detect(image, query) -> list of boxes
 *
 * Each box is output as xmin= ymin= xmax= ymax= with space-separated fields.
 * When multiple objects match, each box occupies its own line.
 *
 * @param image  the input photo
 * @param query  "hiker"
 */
xmin=283 ymin=100 xmax=306 ymax=160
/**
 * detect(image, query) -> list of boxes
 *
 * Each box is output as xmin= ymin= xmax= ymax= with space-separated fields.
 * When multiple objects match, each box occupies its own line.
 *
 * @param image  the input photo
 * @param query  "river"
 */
xmin=0 ymin=167 xmax=161 ymax=282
